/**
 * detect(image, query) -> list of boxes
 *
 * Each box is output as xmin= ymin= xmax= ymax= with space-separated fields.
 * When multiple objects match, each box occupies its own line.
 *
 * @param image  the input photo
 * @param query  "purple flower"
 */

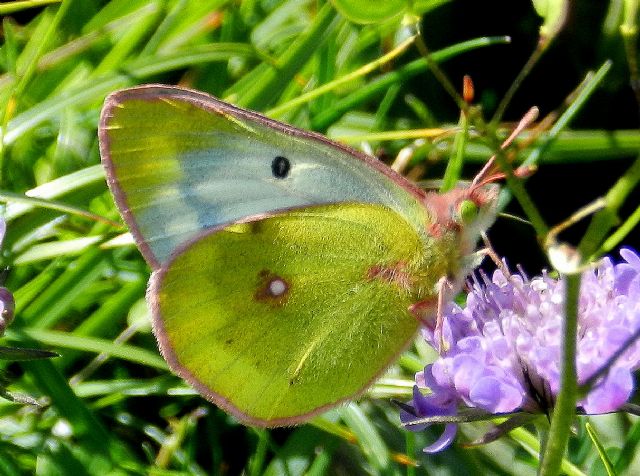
xmin=403 ymin=248 xmax=640 ymax=452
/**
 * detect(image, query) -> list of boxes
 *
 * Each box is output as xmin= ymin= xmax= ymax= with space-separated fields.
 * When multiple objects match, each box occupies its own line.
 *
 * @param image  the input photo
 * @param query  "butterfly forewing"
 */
xmin=99 ymin=85 xmax=428 ymax=268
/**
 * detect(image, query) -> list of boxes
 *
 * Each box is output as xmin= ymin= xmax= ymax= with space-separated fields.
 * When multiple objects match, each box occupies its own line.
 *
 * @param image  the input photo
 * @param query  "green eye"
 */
xmin=458 ymin=199 xmax=478 ymax=224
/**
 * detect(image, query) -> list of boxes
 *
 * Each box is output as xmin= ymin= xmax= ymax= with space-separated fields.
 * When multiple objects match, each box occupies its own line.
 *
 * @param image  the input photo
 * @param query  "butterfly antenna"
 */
xmin=472 ymin=106 xmax=539 ymax=188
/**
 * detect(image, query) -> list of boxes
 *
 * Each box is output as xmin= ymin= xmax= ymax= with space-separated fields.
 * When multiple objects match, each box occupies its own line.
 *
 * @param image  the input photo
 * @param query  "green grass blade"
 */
xmin=338 ymin=403 xmax=390 ymax=471
xmin=7 ymin=328 xmax=167 ymax=370
xmin=228 ymin=2 xmax=338 ymax=109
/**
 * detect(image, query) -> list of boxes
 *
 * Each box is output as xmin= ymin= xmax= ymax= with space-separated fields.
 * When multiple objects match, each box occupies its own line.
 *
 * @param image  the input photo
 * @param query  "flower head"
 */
xmin=403 ymin=248 xmax=640 ymax=452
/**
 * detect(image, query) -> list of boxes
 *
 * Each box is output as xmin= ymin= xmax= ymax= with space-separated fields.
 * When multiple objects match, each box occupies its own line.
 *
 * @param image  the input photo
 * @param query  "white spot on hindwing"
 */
xmin=268 ymin=278 xmax=287 ymax=297
xmin=254 ymin=270 xmax=290 ymax=305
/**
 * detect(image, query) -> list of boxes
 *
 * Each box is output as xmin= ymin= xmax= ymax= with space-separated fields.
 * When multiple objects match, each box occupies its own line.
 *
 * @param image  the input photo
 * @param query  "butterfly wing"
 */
xmin=99 ymin=85 xmax=428 ymax=268
xmin=149 ymin=203 xmax=456 ymax=427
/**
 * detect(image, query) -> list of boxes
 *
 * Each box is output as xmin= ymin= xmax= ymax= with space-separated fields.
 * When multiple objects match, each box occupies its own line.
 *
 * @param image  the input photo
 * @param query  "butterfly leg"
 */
xmin=478 ymin=233 xmax=511 ymax=277
xmin=435 ymin=276 xmax=453 ymax=352
xmin=409 ymin=276 xmax=453 ymax=352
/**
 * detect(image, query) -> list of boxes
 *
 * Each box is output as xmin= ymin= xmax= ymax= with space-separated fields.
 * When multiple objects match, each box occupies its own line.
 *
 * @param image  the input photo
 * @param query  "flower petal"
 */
xmin=581 ymin=367 xmax=634 ymax=413
xmin=423 ymin=424 xmax=458 ymax=454
xmin=469 ymin=376 xmax=523 ymax=413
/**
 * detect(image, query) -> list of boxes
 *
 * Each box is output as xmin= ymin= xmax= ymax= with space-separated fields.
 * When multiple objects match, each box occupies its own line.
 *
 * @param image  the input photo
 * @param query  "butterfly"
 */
xmin=98 ymin=84 xmax=499 ymax=427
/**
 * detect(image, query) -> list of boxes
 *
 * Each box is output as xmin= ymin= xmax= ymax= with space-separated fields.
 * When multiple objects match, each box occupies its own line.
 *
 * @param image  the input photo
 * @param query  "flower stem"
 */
xmin=539 ymin=273 xmax=581 ymax=475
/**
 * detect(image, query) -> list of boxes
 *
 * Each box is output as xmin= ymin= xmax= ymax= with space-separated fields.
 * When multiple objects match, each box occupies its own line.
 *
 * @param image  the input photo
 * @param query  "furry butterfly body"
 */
xmin=99 ymin=85 xmax=497 ymax=426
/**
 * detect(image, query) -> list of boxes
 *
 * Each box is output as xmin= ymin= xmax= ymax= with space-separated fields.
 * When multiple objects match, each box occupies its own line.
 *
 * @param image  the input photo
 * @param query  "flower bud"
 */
xmin=0 ymin=287 xmax=15 ymax=336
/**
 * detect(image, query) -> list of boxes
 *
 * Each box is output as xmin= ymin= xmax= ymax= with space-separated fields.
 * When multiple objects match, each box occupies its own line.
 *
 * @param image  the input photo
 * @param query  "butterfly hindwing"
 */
xmin=149 ymin=203 xmax=456 ymax=426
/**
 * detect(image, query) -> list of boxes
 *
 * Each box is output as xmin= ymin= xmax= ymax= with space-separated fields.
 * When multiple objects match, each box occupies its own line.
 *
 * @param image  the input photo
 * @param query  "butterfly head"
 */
xmin=424 ymin=183 xmax=499 ymax=259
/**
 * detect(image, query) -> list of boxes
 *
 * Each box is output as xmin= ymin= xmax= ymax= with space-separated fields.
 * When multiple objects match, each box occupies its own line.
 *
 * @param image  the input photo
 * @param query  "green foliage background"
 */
xmin=0 ymin=1 xmax=639 ymax=474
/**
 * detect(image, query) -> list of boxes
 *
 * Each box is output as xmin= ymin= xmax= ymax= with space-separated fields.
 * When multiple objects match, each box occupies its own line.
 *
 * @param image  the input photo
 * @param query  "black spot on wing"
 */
xmin=271 ymin=156 xmax=291 ymax=179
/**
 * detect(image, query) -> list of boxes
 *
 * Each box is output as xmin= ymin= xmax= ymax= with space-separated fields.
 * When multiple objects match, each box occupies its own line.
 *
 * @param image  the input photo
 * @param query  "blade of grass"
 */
xmin=11 ymin=0 xmax=71 ymax=101
xmin=263 ymin=425 xmax=340 ymax=476
xmin=13 ymin=237 xmax=109 ymax=264
xmin=0 ymin=190 xmax=119 ymax=226
xmin=90 ymin=2 xmax=162 ymax=78
xmin=337 ymin=403 xmax=389 ymax=471
xmin=71 ymin=377 xmax=182 ymax=398
xmin=6 ymin=328 xmax=167 ymax=370
xmin=19 ymin=358 xmax=114 ymax=458
xmin=311 ymin=36 xmax=510 ymax=131
xmin=227 ymin=2 xmax=338 ymax=109
xmin=18 ymin=248 xmax=107 ymax=327
xmin=524 ymin=61 xmax=613 ymax=169
xmin=580 ymin=157 xmax=640 ymax=258
xmin=59 ymin=278 xmax=146 ymax=368
xmin=5 ymin=165 xmax=105 ymax=219
xmin=266 ymin=35 xmax=415 ymax=118
xmin=508 ymin=426 xmax=586 ymax=476
xmin=586 ymin=421 xmax=617 ymax=476
xmin=0 ymin=0 xmax=61 ymax=14
xmin=3 ymin=43 xmax=255 ymax=145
